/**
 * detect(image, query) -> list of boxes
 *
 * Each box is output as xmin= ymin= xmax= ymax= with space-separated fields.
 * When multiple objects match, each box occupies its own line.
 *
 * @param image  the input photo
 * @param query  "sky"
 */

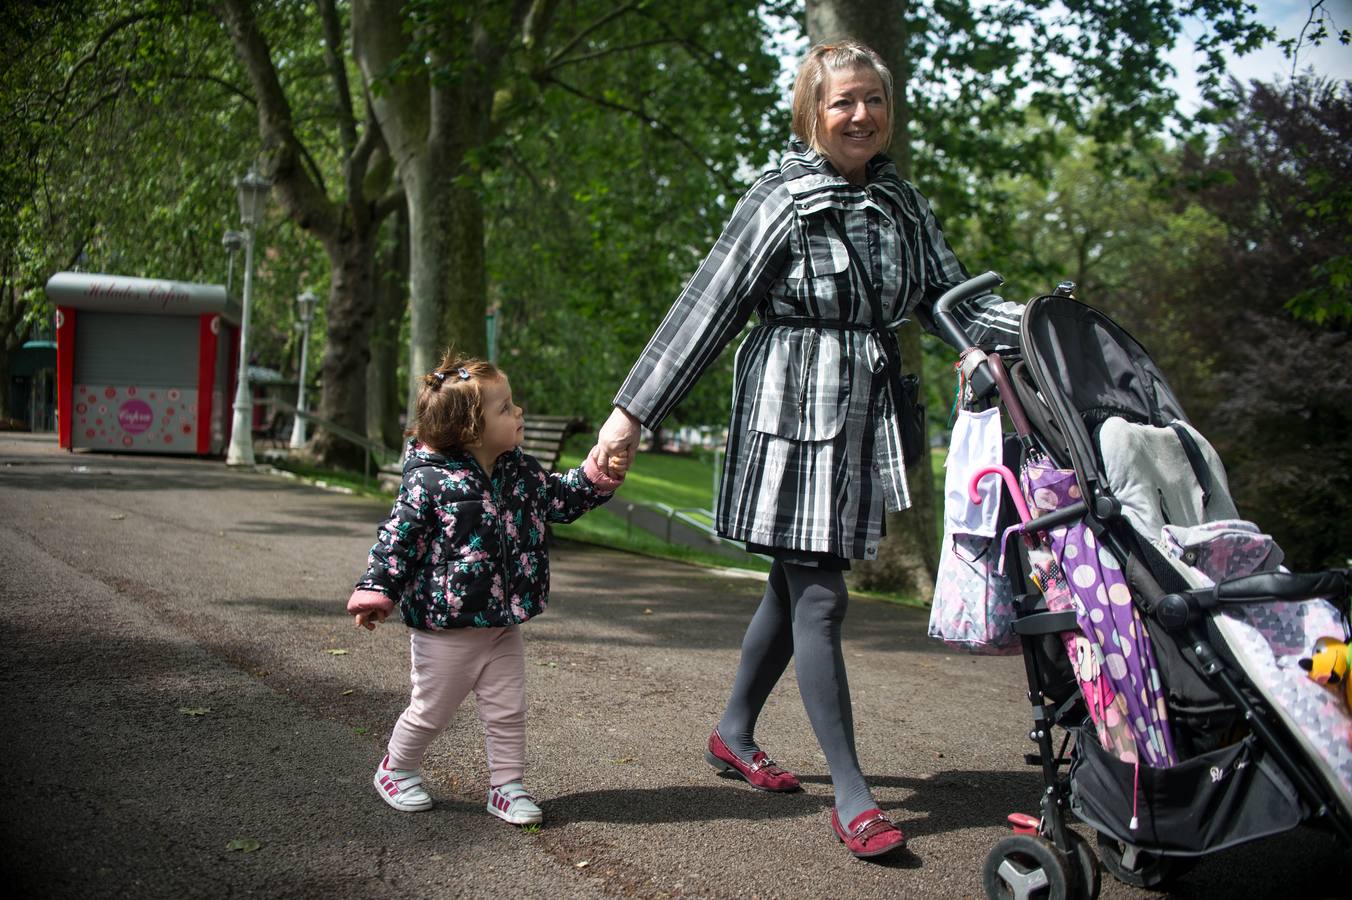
xmin=1169 ymin=0 xmax=1352 ymax=114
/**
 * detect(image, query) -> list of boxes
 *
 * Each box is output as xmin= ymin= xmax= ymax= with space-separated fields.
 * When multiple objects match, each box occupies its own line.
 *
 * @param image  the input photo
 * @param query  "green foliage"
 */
xmin=0 ymin=0 xmax=331 ymax=383
xmin=955 ymin=73 xmax=1351 ymax=569
xmin=896 ymin=0 xmax=1273 ymax=252
xmin=479 ymin=0 xmax=785 ymax=428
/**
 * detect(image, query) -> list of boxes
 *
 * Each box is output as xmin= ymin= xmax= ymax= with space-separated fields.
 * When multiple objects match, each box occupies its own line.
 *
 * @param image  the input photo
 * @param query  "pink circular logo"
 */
xmin=118 ymin=399 xmax=154 ymax=434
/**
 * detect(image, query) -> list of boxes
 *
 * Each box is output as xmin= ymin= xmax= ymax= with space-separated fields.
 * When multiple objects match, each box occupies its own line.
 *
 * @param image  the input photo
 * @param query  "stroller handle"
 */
xmin=1153 ymin=569 xmax=1351 ymax=631
xmin=933 ymin=271 xmax=1005 ymax=354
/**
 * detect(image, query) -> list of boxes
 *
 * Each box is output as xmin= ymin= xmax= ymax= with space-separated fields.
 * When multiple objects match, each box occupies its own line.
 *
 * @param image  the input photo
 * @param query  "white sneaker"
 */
xmin=486 ymin=781 xmax=542 ymax=825
xmin=373 ymin=754 xmax=433 ymax=812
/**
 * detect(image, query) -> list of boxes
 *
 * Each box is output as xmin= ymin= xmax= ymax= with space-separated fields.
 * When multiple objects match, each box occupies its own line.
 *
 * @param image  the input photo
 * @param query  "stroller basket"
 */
xmin=1071 ymin=731 xmax=1305 ymax=857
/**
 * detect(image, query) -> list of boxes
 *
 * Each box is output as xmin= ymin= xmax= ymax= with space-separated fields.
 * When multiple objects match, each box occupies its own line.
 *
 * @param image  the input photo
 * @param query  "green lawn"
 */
xmin=554 ymin=435 xmax=762 ymax=570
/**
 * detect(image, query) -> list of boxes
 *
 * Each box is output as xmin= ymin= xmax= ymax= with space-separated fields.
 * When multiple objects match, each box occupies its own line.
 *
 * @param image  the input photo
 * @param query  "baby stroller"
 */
xmin=930 ymin=273 xmax=1352 ymax=899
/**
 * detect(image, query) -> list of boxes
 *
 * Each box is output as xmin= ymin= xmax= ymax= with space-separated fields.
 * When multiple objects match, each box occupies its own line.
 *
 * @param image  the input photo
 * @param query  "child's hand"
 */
xmin=347 ymin=589 xmax=395 ymax=629
xmin=582 ymin=445 xmax=626 ymax=493
xmin=354 ymin=608 xmax=388 ymax=630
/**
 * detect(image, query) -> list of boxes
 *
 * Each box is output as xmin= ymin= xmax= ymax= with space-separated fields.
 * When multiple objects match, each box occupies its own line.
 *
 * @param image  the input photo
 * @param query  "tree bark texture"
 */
xmin=806 ymin=0 xmax=936 ymax=598
xmin=367 ymin=205 xmax=409 ymax=450
xmin=310 ymin=228 xmax=377 ymax=469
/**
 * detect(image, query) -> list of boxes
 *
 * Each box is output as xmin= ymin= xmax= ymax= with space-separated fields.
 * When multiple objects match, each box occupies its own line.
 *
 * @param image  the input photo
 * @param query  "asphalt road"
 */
xmin=2 ymin=431 xmax=1347 ymax=899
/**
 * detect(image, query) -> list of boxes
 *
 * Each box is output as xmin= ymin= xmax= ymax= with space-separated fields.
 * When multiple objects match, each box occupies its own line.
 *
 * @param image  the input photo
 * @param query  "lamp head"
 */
xmin=296 ymin=289 xmax=318 ymax=324
xmin=236 ymin=166 xmax=272 ymax=228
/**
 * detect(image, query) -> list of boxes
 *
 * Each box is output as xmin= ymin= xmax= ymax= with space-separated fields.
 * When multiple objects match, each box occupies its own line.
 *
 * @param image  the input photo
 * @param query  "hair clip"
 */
xmin=457 ymin=367 xmax=471 ymax=380
xmin=432 ymin=371 xmax=447 ymax=384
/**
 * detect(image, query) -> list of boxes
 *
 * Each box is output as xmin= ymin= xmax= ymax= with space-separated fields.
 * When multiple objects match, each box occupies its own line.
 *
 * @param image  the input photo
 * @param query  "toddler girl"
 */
xmin=347 ymin=350 xmax=625 ymax=825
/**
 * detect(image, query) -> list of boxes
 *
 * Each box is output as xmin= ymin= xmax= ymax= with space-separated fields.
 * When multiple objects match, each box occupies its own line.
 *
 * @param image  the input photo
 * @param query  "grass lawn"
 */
xmin=556 ymin=435 xmax=947 ymax=605
xmin=553 ymin=435 xmax=762 ymax=571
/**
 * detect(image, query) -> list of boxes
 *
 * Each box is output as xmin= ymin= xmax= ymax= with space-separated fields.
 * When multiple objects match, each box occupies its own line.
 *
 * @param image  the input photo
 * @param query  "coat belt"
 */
xmin=761 ymin=316 xmax=894 ymax=375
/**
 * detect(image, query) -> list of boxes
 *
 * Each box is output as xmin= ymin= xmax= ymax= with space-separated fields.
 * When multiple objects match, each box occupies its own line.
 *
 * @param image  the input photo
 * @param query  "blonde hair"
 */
xmin=407 ymin=349 xmax=503 ymax=452
xmin=790 ymin=40 xmax=893 ymax=158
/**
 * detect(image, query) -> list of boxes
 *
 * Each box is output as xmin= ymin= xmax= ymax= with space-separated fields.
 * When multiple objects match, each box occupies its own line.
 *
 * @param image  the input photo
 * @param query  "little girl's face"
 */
xmin=475 ymin=375 xmax=524 ymax=461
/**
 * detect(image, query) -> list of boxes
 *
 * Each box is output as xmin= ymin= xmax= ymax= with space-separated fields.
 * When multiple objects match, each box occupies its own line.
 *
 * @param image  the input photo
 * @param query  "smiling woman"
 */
xmin=589 ymin=38 xmax=1027 ymax=861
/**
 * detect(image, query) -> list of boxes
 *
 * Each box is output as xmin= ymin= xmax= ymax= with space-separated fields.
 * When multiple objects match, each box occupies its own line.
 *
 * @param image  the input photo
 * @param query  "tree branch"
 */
xmin=543 ymin=38 xmax=685 ymax=72
xmin=545 ymin=2 xmax=642 ymax=67
xmin=215 ymin=0 xmax=338 ymax=238
xmin=374 ymin=186 xmax=406 ymax=222
xmin=52 ymin=12 xmax=157 ymax=118
xmin=316 ymin=0 xmax=358 ymax=154
xmin=540 ymin=74 xmax=734 ymax=193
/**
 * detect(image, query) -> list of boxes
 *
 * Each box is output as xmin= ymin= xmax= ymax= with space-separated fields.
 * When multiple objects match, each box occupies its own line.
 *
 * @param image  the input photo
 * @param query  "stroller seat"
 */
xmin=1097 ymin=415 xmax=1352 ymax=821
xmin=1098 ymin=417 xmax=1238 ymax=538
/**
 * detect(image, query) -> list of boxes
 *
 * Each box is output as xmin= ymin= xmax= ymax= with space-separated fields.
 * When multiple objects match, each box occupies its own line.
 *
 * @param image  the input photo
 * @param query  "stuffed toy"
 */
xmin=1299 ymin=637 xmax=1352 ymax=712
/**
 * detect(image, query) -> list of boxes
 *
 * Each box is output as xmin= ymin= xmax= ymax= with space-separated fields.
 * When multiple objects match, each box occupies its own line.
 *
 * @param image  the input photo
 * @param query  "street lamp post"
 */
xmin=225 ymin=166 xmax=271 ymax=466
xmin=289 ymin=289 xmax=318 ymax=449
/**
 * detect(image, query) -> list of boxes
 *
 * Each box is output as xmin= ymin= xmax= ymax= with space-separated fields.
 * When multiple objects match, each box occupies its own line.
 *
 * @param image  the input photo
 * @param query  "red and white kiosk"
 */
xmin=45 ymin=271 xmax=241 ymax=455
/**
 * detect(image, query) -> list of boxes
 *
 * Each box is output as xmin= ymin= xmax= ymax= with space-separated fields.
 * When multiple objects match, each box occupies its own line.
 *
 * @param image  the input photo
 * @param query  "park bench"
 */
xmin=520 ymin=414 xmax=590 ymax=472
xmin=374 ymin=413 xmax=589 ymax=494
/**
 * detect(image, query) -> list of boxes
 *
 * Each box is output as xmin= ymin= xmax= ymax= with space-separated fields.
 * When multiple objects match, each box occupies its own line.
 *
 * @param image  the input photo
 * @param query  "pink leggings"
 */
xmin=386 ymin=625 xmax=526 ymax=786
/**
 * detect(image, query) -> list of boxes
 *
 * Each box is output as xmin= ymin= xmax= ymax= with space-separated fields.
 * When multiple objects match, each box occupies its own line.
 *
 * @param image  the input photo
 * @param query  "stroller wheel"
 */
xmin=983 ymin=835 xmax=1072 ymax=900
xmin=1063 ymin=830 xmax=1101 ymax=899
xmin=1094 ymin=831 xmax=1195 ymax=889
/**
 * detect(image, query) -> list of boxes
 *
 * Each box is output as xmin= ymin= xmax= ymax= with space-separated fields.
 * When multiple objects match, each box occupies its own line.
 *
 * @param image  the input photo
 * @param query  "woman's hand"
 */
xmin=592 ymin=406 xmax=641 ymax=478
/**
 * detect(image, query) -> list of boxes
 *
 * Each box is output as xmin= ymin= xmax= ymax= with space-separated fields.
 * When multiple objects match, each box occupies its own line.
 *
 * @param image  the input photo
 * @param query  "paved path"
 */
xmin=1 ymin=432 xmax=1346 ymax=898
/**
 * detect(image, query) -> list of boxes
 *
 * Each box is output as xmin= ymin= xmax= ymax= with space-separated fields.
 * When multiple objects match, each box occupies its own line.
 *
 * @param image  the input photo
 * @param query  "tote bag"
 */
xmin=928 ymin=532 xmax=1020 ymax=654
xmin=927 ymin=407 xmax=1019 ymax=655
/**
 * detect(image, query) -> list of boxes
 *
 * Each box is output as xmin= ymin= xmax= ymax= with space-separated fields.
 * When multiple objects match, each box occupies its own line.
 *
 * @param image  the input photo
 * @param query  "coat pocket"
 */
xmin=748 ymin=328 xmax=851 ymax=441
xmin=784 ymin=218 xmax=850 ymax=279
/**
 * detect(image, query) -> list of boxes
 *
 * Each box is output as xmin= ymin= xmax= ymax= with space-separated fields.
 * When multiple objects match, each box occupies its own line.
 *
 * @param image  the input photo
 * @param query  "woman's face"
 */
xmin=817 ymin=65 xmax=888 ymax=183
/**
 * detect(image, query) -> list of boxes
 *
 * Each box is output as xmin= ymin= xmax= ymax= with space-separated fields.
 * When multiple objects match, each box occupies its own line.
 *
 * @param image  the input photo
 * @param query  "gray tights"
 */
xmin=716 ymin=559 xmax=874 ymax=822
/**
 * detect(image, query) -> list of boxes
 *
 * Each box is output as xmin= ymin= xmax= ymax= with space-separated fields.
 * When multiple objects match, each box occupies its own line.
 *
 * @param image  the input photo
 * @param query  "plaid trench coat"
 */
xmin=614 ymin=142 xmax=1021 ymax=560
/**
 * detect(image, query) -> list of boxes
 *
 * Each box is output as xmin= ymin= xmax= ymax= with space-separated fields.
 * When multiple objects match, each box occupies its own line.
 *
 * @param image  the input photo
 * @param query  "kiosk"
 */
xmin=45 ymin=272 xmax=241 ymax=455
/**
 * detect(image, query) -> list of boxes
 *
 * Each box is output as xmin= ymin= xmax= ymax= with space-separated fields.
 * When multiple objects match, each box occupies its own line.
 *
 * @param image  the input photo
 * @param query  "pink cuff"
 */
xmin=582 ymin=452 xmax=624 ymax=494
xmin=347 ymin=589 xmax=395 ymax=616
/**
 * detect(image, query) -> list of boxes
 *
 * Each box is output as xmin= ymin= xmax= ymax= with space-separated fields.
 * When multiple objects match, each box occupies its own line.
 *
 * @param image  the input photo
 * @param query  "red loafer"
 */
xmin=831 ymin=808 xmax=908 ymax=858
xmin=705 ymin=729 xmax=802 ymax=792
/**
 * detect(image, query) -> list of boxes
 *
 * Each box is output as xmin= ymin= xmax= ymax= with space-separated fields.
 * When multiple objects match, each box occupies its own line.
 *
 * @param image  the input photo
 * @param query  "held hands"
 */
xmin=593 ymin=406 xmax=641 ymax=480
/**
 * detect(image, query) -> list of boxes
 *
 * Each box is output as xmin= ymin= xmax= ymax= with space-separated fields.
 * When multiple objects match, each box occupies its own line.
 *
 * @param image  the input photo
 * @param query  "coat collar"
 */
xmin=778 ymin=139 xmax=909 ymax=217
xmin=403 ymin=439 xmax=485 ymax=477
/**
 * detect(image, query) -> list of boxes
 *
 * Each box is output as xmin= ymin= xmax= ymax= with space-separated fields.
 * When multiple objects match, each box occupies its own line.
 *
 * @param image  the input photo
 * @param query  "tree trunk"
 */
xmin=353 ymin=0 xmax=540 ymax=422
xmin=442 ymin=177 xmax=487 ymax=358
xmin=400 ymin=155 xmax=457 ymax=421
xmin=309 ymin=227 xmax=377 ymax=469
xmin=367 ymin=204 xmax=408 ymax=450
xmin=806 ymin=0 xmax=935 ymax=598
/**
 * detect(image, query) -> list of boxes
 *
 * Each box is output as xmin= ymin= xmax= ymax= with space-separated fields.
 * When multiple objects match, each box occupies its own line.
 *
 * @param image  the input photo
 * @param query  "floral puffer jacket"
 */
xmin=350 ymin=441 xmax=618 ymax=629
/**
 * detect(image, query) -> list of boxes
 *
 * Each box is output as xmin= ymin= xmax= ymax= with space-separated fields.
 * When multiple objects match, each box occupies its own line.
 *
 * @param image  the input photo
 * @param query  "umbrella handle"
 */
xmin=969 ymin=465 xmax=1033 ymax=523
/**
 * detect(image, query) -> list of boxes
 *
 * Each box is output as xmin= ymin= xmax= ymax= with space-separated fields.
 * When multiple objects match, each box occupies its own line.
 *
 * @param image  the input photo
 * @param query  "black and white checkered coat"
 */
xmin=614 ymin=142 xmax=1021 ymax=560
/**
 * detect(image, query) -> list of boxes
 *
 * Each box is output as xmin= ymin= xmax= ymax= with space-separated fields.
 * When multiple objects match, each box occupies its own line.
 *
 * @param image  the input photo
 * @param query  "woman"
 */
xmin=593 ymin=41 xmax=1020 ymax=858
